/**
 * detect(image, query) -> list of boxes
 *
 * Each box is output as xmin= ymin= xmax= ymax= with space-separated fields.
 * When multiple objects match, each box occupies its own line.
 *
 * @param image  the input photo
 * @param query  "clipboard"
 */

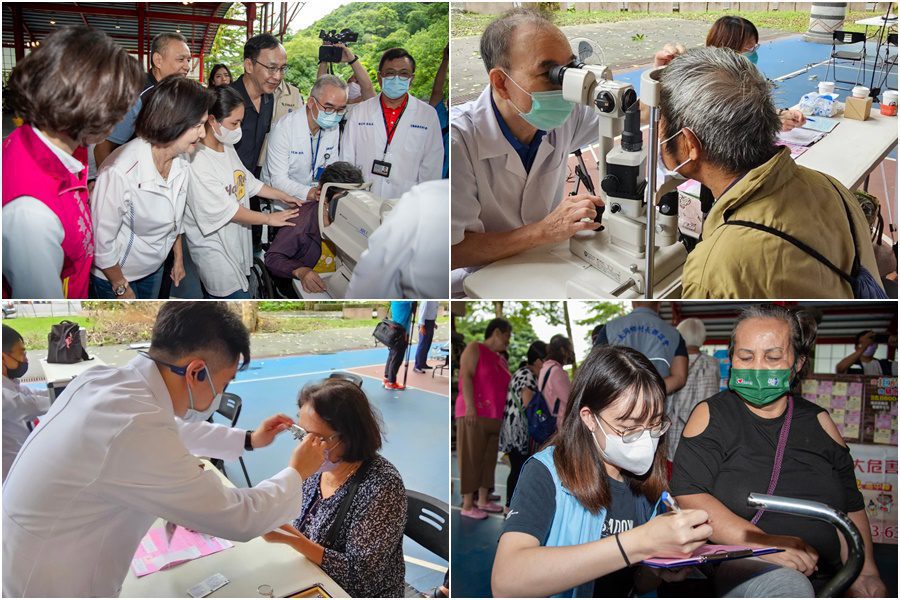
xmin=641 ymin=544 xmax=784 ymax=568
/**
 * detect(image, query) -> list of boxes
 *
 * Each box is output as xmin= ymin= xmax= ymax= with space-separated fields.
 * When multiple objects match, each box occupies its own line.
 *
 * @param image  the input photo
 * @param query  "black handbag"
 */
xmin=47 ymin=320 xmax=89 ymax=364
xmin=373 ymin=319 xmax=406 ymax=348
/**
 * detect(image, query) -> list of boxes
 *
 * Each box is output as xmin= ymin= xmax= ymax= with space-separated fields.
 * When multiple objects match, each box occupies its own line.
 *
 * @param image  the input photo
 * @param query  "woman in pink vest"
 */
xmin=456 ymin=317 xmax=512 ymax=519
xmin=2 ymin=26 xmax=144 ymax=299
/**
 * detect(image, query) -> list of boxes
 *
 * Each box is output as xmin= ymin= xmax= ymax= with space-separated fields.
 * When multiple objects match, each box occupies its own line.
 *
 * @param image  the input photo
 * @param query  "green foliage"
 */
xmin=575 ymin=302 xmax=628 ymax=348
xmin=205 ymin=2 xmax=450 ymax=99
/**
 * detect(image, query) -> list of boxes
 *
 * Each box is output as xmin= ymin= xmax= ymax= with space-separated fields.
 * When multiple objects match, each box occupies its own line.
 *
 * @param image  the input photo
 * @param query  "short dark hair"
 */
xmin=207 ymin=63 xmax=233 ymax=88
xmin=6 ymin=26 xmax=144 ymax=144
xmin=547 ymin=334 xmax=573 ymax=363
xmin=480 ymin=8 xmax=556 ymax=72
xmin=378 ymin=47 xmax=416 ymax=73
xmin=151 ymin=32 xmax=188 ymax=62
xmin=706 ymin=16 xmax=759 ymax=52
xmin=855 ymin=330 xmax=875 ymax=345
xmin=150 ymin=302 xmax=250 ymax=371
xmin=136 ymin=75 xmax=214 ymax=145
xmin=244 ymin=33 xmax=282 ymax=61
xmin=485 ymin=318 xmax=512 ymax=340
xmin=2 ymin=325 xmax=23 ymax=354
xmin=298 ymin=379 xmax=383 ymax=462
xmin=209 ymin=85 xmax=245 ymax=122
xmin=526 ymin=340 xmax=548 ymax=365
xmin=319 ymin=161 xmax=364 ymax=201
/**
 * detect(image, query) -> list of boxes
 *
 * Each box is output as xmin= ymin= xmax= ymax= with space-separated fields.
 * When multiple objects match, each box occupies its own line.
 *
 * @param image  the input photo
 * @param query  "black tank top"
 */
xmin=670 ymin=390 xmax=864 ymax=576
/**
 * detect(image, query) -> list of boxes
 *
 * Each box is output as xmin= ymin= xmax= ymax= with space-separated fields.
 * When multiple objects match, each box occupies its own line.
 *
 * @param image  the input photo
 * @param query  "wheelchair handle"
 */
xmin=747 ymin=493 xmax=865 ymax=598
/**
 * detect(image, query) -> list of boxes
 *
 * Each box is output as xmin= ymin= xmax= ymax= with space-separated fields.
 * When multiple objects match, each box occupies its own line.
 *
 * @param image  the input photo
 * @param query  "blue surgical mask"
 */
xmin=656 ymin=128 xmax=693 ymax=190
xmin=744 ymin=50 xmax=759 ymax=65
xmin=315 ymin=109 xmax=342 ymax=130
xmin=503 ymin=71 xmax=573 ymax=131
xmin=381 ymin=76 xmax=410 ymax=100
xmin=183 ymin=370 xmax=223 ymax=423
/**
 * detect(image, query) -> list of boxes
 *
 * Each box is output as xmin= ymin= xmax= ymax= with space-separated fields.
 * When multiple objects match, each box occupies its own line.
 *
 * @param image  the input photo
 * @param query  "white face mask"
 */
xmin=213 ymin=120 xmax=243 ymax=145
xmin=656 ymin=128 xmax=692 ymax=190
xmin=591 ymin=414 xmax=659 ymax=476
xmin=347 ymin=82 xmax=362 ymax=101
xmin=183 ymin=371 xmax=223 ymax=423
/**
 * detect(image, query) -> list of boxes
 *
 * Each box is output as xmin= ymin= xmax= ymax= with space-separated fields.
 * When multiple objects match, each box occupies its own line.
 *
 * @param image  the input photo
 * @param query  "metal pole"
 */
xmin=644 ymin=105 xmax=660 ymax=299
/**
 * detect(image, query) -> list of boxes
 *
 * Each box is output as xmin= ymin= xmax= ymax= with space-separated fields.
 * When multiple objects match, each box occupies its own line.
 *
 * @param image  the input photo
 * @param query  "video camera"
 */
xmin=319 ymin=28 xmax=359 ymax=63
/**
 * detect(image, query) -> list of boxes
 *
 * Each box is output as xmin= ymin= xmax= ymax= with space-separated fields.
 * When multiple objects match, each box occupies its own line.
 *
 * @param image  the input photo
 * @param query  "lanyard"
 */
xmin=749 ymin=395 xmax=794 ymax=526
xmin=310 ymin=132 xmax=322 ymax=179
xmin=381 ymin=97 xmax=409 ymax=157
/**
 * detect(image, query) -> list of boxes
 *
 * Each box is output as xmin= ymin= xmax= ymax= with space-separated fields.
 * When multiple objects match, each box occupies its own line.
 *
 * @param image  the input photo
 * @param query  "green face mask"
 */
xmin=729 ymin=368 xmax=792 ymax=406
xmin=503 ymin=71 xmax=574 ymax=131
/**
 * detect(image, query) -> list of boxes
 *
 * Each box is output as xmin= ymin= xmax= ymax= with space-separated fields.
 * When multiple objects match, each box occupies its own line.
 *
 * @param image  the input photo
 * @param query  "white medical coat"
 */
xmin=343 ymin=93 xmax=443 ymax=200
xmin=2 ymin=375 xmax=50 ymax=482
xmin=2 ymin=354 xmax=302 ymax=597
xmin=450 ymin=86 xmax=599 ymax=244
xmin=261 ymin=108 xmax=342 ymax=201
xmin=346 ymin=179 xmax=449 ymax=299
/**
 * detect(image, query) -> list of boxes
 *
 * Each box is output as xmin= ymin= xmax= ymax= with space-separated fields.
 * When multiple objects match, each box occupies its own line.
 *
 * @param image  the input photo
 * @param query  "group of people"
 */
xmin=450 ymin=9 xmax=888 ymax=298
xmin=1 ymin=302 xmax=409 ymax=597
xmin=3 ymin=26 xmax=449 ymax=301
xmin=455 ymin=302 xmax=887 ymax=597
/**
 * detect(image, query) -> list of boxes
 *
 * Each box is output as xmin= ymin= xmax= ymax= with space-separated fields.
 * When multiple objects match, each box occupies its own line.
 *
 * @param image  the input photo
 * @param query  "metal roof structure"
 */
xmin=2 ymin=2 xmax=305 ymax=76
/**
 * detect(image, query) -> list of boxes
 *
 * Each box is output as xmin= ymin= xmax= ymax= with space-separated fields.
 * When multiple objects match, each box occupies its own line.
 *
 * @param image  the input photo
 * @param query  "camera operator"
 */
xmin=317 ymin=35 xmax=375 ymax=110
xmin=836 ymin=330 xmax=897 ymax=376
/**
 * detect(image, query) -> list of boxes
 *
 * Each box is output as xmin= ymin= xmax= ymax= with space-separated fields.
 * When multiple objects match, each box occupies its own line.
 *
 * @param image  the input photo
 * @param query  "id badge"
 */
xmin=372 ymin=159 xmax=392 ymax=178
xmin=313 ymin=166 xmax=324 ymax=182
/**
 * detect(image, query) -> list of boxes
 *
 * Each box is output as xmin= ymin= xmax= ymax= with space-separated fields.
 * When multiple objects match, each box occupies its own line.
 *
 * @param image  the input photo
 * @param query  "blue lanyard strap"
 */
xmin=310 ymin=132 xmax=322 ymax=179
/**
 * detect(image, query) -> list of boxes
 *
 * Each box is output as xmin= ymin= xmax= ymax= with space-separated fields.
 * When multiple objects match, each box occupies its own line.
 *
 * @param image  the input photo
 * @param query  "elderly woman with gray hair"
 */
xmin=263 ymin=74 xmax=350 ymax=203
xmin=657 ymin=47 xmax=882 ymax=299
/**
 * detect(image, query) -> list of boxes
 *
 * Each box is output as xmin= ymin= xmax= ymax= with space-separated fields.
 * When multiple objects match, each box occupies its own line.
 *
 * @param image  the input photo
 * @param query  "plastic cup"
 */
xmin=852 ymin=86 xmax=870 ymax=99
xmin=818 ymin=81 xmax=835 ymax=94
xmin=882 ymin=91 xmax=898 ymax=116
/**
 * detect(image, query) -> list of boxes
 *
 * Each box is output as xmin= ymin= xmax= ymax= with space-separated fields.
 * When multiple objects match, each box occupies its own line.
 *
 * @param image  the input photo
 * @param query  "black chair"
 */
xmin=328 ymin=371 xmax=363 ymax=388
xmin=827 ymin=30 xmax=868 ymax=88
xmin=215 ymin=392 xmax=253 ymax=487
xmin=879 ymin=32 xmax=897 ymax=91
xmin=403 ymin=490 xmax=449 ymax=597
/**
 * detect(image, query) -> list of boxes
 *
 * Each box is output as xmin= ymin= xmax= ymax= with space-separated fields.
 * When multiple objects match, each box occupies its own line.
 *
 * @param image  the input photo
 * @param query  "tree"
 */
xmin=206 ymin=3 xmax=248 ymax=82
xmin=240 ymin=301 xmax=259 ymax=332
xmin=575 ymin=302 xmax=628 ymax=347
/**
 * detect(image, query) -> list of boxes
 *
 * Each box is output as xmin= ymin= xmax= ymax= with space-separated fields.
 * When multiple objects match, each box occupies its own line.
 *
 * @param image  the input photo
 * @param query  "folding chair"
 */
xmin=402 ymin=490 xmax=449 ymax=597
xmin=327 ymin=371 xmax=363 ymax=388
xmin=879 ymin=32 xmax=898 ymax=91
xmin=826 ymin=30 xmax=868 ymax=88
xmin=215 ymin=392 xmax=253 ymax=487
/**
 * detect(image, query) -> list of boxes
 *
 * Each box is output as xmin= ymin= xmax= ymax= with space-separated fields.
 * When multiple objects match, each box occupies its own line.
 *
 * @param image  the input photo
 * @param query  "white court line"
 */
xmin=350 ymin=366 xmax=449 ymax=398
xmin=404 ymin=555 xmax=448 ymax=572
xmin=231 ymin=363 xmax=447 ymax=397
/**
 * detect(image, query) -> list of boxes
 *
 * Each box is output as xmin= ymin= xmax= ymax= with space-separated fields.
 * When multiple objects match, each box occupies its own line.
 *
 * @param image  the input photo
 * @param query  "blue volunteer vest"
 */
xmin=604 ymin=309 xmax=682 ymax=378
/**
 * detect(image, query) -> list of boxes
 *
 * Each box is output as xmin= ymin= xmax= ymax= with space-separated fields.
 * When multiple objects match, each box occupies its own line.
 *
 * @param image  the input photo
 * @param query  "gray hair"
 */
xmin=659 ymin=47 xmax=780 ymax=174
xmin=479 ymin=8 xmax=557 ymax=73
xmin=150 ymin=32 xmax=188 ymax=59
xmin=310 ymin=74 xmax=348 ymax=100
xmin=677 ymin=318 xmax=707 ymax=348
xmin=729 ymin=304 xmax=818 ymax=382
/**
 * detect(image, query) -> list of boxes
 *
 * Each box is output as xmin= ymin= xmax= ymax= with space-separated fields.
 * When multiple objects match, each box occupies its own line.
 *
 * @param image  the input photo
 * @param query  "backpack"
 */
xmin=524 ymin=367 xmax=560 ymax=446
xmin=47 ymin=320 xmax=89 ymax=364
xmin=724 ymin=179 xmax=887 ymax=299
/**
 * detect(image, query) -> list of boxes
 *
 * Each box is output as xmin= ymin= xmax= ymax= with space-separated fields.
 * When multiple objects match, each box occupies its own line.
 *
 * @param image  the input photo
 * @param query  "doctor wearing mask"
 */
xmin=343 ymin=47 xmax=443 ymax=200
xmin=2 ymin=302 xmax=328 ymax=597
xmin=450 ymin=8 xmax=604 ymax=291
xmin=263 ymin=75 xmax=349 ymax=204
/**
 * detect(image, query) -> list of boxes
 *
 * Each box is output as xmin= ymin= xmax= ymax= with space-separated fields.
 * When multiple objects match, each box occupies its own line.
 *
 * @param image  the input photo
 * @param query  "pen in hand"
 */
xmin=661 ymin=490 xmax=682 ymax=513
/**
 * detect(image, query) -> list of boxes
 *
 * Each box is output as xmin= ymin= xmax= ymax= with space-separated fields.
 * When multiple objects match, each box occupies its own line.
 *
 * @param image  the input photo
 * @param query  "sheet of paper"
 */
xmin=132 ymin=525 xmax=233 ymax=577
xmin=801 ymin=116 xmax=840 ymax=133
xmin=777 ymin=128 xmax=825 ymax=147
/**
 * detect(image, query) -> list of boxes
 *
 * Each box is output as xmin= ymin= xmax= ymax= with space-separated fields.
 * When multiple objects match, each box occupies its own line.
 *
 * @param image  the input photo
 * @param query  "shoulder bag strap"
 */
xmin=749 ymin=396 xmax=794 ymax=526
xmin=322 ymin=460 xmax=372 ymax=550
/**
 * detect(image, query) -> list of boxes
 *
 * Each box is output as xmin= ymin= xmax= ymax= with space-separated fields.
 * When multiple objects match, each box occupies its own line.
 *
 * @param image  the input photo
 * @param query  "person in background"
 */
xmin=430 ymin=44 xmax=450 ymax=179
xmin=499 ymin=340 xmax=547 ymax=511
xmin=2 ymin=325 xmax=51 ymax=481
xmin=346 ymin=179 xmax=450 ymax=300
xmin=263 ymin=75 xmax=349 ymax=204
xmin=91 ymin=76 xmax=214 ymax=299
xmin=596 ymin=302 xmax=688 ymax=394
xmin=456 ymin=318 xmax=512 ymax=520
xmin=539 ymin=334 xmax=575 ymax=428
xmin=184 ymin=86 xmax=303 ymax=299
xmin=413 ymin=301 xmax=439 ymax=374
xmin=384 ymin=301 xmax=414 ymax=390
xmin=207 ymin=63 xmax=233 ymax=89
xmin=2 ymin=26 xmax=143 ymax=300
xmin=94 ymin=32 xmax=191 ymax=168
xmin=665 ymin=318 xmax=720 ymax=478
xmin=836 ymin=330 xmax=897 ymax=376
xmin=671 ymin=304 xmax=886 ymax=596
xmin=262 ymin=379 xmax=406 ymax=597
xmin=264 ymin=162 xmax=365 ymax=297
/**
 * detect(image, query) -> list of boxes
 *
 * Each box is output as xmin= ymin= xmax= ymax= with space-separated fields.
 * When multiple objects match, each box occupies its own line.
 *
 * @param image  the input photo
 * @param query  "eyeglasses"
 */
xmin=380 ymin=70 xmax=413 ymax=80
xmin=744 ymin=43 xmax=760 ymax=54
xmin=598 ymin=414 xmax=670 ymax=443
xmin=312 ymin=95 xmax=348 ymax=116
xmin=252 ymin=59 xmax=288 ymax=75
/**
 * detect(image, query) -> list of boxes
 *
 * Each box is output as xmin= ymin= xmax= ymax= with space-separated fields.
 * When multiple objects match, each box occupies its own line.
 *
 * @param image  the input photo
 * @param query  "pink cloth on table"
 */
xmin=454 ymin=343 xmax=510 ymax=421
xmin=539 ymin=360 xmax=572 ymax=428
xmin=131 ymin=525 xmax=233 ymax=577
